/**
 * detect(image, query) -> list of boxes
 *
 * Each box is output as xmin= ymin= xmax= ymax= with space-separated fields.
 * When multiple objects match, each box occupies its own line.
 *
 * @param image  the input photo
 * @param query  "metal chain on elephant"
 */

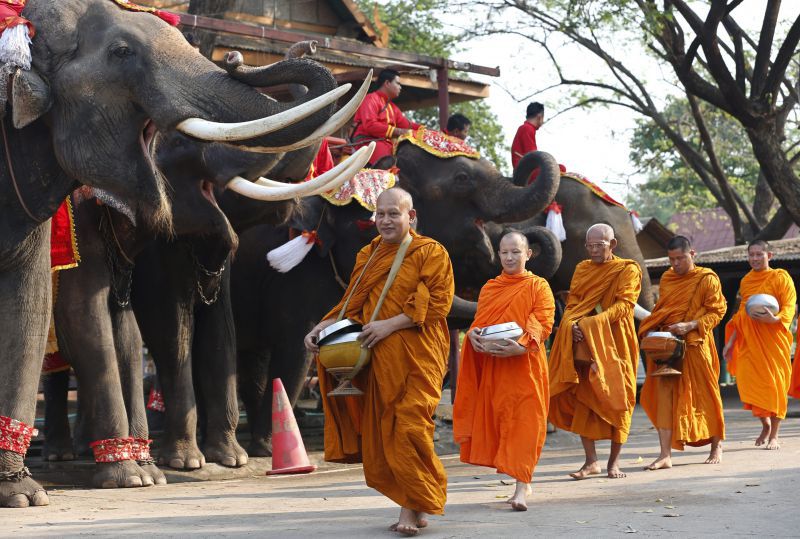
xmin=0 ymin=466 xmax=32 ymax=482
xmin=99 ymin=208 xmax=134 ymax=308
xmin=190 ymin=245 xmax=226 ymax=306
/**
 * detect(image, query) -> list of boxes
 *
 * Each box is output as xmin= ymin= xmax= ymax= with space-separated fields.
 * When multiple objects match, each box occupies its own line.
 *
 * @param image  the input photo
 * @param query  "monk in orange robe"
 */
xmin=724 ymin=240 xmax=797 ymax=450
xmin=639 ymin=236 xmax=726 ymax=470
xmin=548 ymin=223 xmax=641 ymax=479
xmin=453 ymin=231 xmax=554 ymax=512
xmin=305 ymin=188 xmax=454 ymax=536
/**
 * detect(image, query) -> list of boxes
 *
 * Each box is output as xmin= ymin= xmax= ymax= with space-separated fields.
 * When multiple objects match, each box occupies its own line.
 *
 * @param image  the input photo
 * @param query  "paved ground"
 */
xmin=6 ymin=395 xmax=800 ymax=537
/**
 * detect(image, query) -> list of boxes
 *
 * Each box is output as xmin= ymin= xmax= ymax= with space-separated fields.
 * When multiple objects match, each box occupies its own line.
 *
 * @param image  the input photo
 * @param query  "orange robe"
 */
xmin=639 ymin=267 xmax=726 ymax=450
xmin=548 ymin=257 xmax=641 ymax=443
xmin=725 ymin=268 xmax=796 ymax=418
xmin=453 ymin=271 xmax=554 ymax=483
xmin=789 ymin=327 xmax=800 ymax=399
xmin=317 ymin=231 xmax=454 ymax=515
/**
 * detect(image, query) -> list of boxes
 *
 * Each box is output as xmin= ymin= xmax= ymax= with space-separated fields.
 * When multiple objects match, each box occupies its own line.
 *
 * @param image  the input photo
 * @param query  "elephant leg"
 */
xmin=0 ymin=229 xmax=52 ymax=507
xmin=192 ymin=275 xmax=247 ymax=467
xmin=55 ymin=268 xmax=154 ymax=489
xmin=238 ymin=348 xmax=271 ymax=456
xmin=41 ymin=369 xmax=74 ymax=461
xmin=112 ymin=306 xmax=166 ymax=485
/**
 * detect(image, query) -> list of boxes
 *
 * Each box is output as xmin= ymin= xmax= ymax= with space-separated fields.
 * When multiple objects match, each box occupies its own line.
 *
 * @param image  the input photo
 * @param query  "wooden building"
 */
xmin=139 ymin=0 xmax=498 ymax=128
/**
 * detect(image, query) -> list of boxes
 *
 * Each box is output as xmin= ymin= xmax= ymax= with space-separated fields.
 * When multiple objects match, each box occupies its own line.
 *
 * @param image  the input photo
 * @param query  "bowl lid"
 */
xmin=647 ymin=331 xmax=675 ymax=338
xmin=480 ymin=322 xmax=522 ymax=336
xmin=319 ymin=319 xmax=362 ymax=345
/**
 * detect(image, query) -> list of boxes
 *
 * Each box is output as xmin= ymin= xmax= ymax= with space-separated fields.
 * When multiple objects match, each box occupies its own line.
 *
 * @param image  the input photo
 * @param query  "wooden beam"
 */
xmin=437 ymin=66 xmax=449 ymax=131
xmin=175 ymin=12 xmax=500 ymax=77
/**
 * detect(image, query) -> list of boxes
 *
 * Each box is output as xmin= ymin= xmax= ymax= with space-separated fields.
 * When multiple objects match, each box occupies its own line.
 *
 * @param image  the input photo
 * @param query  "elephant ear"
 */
xmin=11 ymin=68 xmax=52 ymax=128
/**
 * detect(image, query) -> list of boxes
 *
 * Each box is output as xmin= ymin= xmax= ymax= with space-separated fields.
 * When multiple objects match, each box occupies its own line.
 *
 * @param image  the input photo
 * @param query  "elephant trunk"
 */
xmin=475 ymin=151 xmax=560 ymax=223
xmin=522 ymin=225 xmax=562 ymax=279
xmin=449 ymin=295 xmax=478 ymax=320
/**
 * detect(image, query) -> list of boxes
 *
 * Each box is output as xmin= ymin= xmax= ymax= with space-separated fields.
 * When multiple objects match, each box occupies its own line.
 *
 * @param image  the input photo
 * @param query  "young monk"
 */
xmin=548 ymin=223 xmax=641 ymax=479
xmin=724 ymin=240 xmax=797 ymax=450
xmin=639 ymin=236 xmax=726 ymax=469
xmin=453 ymin=231 xmax=555 ymax=512
xmin=304 ymin=188 xmax=454 ymax=536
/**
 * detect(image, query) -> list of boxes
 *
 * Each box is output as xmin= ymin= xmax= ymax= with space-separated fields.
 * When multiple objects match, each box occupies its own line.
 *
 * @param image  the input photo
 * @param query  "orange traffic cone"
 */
xmin=266 ymin=378 xmax=317 ymax=475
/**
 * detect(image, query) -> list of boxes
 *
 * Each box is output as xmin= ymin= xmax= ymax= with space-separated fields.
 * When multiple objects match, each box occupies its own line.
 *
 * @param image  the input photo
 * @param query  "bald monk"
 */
xmin=453 ymin=231 xmax=554 ymax=512
xmin=639 ymin=236 xmax=726 ymax=470
xmin=548 ymin=223 xmax=641 ymax=479
xmin=724 ymin=240 xmax=797 ymax=450
xmin=304 ymin=188 xmax=454 ymax=536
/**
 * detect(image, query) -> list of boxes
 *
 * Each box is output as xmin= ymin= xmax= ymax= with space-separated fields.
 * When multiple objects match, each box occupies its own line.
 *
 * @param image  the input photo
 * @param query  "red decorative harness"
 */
xmin=0 ymin=415 xmax=37 ymax=455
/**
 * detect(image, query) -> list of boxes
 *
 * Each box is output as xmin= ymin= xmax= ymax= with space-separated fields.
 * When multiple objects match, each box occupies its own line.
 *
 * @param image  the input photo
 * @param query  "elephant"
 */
xmin=230 ymin=151 xmax=562 ymax=454
xmin=0 ymin=0 xmax=366 ymax=507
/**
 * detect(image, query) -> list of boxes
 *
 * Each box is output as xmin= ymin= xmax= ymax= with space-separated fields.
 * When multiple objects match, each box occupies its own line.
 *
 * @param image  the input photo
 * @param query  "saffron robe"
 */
xmin=789 ymin=327 xmax=800 ymax=399
xmin=548 ymin=257 xmax=641 ymax=443
xmin=725 ymin=268 xmax=796 ymax=418
xmin=453 ymin=271 xmax=555 ymax=483
xmin=317 ymin=231 xmax=454 ymax=515
xmin=352 ymin=90 xmax=421 ymax=164
xmin=639 ymin=267 xmax=726 ymax=450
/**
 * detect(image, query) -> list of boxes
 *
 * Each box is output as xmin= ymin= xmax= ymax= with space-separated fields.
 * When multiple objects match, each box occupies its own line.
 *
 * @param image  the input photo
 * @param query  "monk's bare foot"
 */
xmin=705 ymin=445 xmax=722 ymax=464
xmin=570 ymin=462 xmax=601 ymax=480
xmin=390 ymin=508 xmax=419 ymax=536
xmin=645 ymin=456 xmax=672 ymax=470
xmin=506 ymin=483 xmax=532 ymax=503
xmin=755 ymin=424 xmax=770 ymax=447
xmin=415 ymin=512 xmax=428 ymax=528
xmin=765 ymin=438 xmax=780 ymax=450
xmin=508 ymin=481 xmax=530 ymax=511
xmin=607 ymin=466 xmax=627 ymax=478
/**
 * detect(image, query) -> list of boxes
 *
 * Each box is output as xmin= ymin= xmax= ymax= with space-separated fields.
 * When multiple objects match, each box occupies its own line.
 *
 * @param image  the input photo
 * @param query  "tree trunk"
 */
xmin=746 ymin=124 xmax=800 ymax=227
xmin=756 ymin=206 xmax=794 ymax=241
xmin=752 ymin=172 xmax=775 ymax=226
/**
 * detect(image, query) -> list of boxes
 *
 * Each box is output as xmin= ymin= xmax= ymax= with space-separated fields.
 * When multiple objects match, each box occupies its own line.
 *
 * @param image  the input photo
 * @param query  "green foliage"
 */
xmin=356 ymin=0 xmax=509 ymax=171
xmin=626 ymin=97 xmax=761 ymax=222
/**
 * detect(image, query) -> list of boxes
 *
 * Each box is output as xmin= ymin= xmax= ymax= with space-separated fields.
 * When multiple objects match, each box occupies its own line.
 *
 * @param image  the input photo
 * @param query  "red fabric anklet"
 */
xmin=0 ymin=416 xmax=38 ymax=456
xmin=130 ymin=438 xmax=153 ymax=461
xmin=89 ymin=437 xmax=134 ymax=463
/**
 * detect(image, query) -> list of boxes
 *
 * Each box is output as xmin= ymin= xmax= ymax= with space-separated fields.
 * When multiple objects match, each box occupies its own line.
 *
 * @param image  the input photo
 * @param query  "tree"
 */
xmin=357 ymin=0 xmax=509 ymax=171
xmin=461 ymin=0 xmax=800 ymax=242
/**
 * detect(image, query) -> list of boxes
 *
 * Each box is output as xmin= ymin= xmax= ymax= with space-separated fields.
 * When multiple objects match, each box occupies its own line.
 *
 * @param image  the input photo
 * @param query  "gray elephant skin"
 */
xmin=1 ymin=0 xmax=347 ymax=507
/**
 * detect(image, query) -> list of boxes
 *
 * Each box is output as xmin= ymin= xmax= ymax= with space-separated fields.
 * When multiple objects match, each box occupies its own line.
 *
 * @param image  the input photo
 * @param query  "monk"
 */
xmin=639 ymin=236 xmax=726 ymax=470
xmin=548 ymin=223 xmax=641 ymax=479
xmin=723 ymin=240 xmax=796 ymax=450
xmin=304 ymin=188 xmax=454 ymax=536
xmin=453 ymin=231 xmax=554 ymax=512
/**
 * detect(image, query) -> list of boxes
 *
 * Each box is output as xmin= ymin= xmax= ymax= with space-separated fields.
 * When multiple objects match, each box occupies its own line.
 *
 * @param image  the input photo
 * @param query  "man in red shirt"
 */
xmin=351 ymin=69 xmax=421 ymax=165
xmin=511 ymin=102 xmax=544 ymax=169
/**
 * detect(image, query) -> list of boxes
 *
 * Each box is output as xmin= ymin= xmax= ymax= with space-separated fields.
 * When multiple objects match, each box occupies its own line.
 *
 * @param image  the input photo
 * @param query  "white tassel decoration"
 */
xmin=0 ymin=24 xmax=32 ymax=70
xmin=545 ymin=202 xmax=567 ymax=242
xmin=630 ymin=211 xmax=644 ymax=233
xmin=267 ymin=231 xmax=317 ymax=273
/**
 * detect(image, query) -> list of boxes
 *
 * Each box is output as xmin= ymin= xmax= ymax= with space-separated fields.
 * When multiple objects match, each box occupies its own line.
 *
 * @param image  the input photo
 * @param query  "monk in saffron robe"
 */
xmin=548 ymin=223 xmax=641 ymax=479
xmin=724 ymin=240 xmax=797 ymax=450
xmin=305 ymin=188 xmax=454 ymax=536
xmin=639 ymin=236 xmax=726 ymax=470
xmin=453 ymin=231 xmax=554 ymax=512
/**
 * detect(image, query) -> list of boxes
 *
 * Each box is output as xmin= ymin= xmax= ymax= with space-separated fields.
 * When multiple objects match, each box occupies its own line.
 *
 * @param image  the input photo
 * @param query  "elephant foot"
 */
xmin=247 ymin=437 xmax=272 ymax=457
xmin=137 ymin=461 xmax=167 ymax=485
xmin=157 ymin=439 xmax=206 ymax=470
xmin=0 ymin=468 xmax=49 ymax=508
xmin=203 ymin=436 xmax=248 ymax=467
xmin=42 ymin=440 xmax=75 ymax=462
xmin=93 ymin=461 xmax=155 ymax=489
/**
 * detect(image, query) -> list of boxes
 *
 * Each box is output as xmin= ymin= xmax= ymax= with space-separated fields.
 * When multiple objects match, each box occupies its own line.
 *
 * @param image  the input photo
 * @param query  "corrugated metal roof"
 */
xmin=646 ymin=236 xmax=800 ymax=268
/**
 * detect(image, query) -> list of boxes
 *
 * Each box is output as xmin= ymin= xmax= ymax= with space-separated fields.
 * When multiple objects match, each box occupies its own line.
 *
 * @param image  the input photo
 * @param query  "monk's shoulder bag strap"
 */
xmin=336 ymin=234 xmax=413 ymax=375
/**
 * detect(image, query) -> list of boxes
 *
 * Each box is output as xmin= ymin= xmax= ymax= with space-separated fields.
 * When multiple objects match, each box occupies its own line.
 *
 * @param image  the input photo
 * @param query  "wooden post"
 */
xmin=437 ymin=65 xmax=449 ymax=131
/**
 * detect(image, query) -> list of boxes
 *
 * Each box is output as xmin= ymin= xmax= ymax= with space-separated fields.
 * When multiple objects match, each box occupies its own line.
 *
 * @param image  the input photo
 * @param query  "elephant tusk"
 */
xmin=227 ymin=70 xmax=372 ymax=153
xmin=634 ymin=304 xmax=651 ymax=321
xmin=175 ymin=83 xmax=352 ymax=142
xmin=255 ymin=142 xmax=372 ymax=197
xmin=225 ymin=142 xmax=374 ymax=201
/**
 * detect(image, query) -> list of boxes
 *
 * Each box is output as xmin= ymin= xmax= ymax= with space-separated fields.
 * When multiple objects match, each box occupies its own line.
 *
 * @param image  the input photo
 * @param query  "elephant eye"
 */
xmin=110 ymin=44 xmax=134 ymax=59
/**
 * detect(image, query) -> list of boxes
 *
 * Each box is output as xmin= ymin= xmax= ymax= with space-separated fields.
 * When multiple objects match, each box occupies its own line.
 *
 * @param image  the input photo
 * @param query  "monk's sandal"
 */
xmin=0 ymin=466 xmax=32 ymax=482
